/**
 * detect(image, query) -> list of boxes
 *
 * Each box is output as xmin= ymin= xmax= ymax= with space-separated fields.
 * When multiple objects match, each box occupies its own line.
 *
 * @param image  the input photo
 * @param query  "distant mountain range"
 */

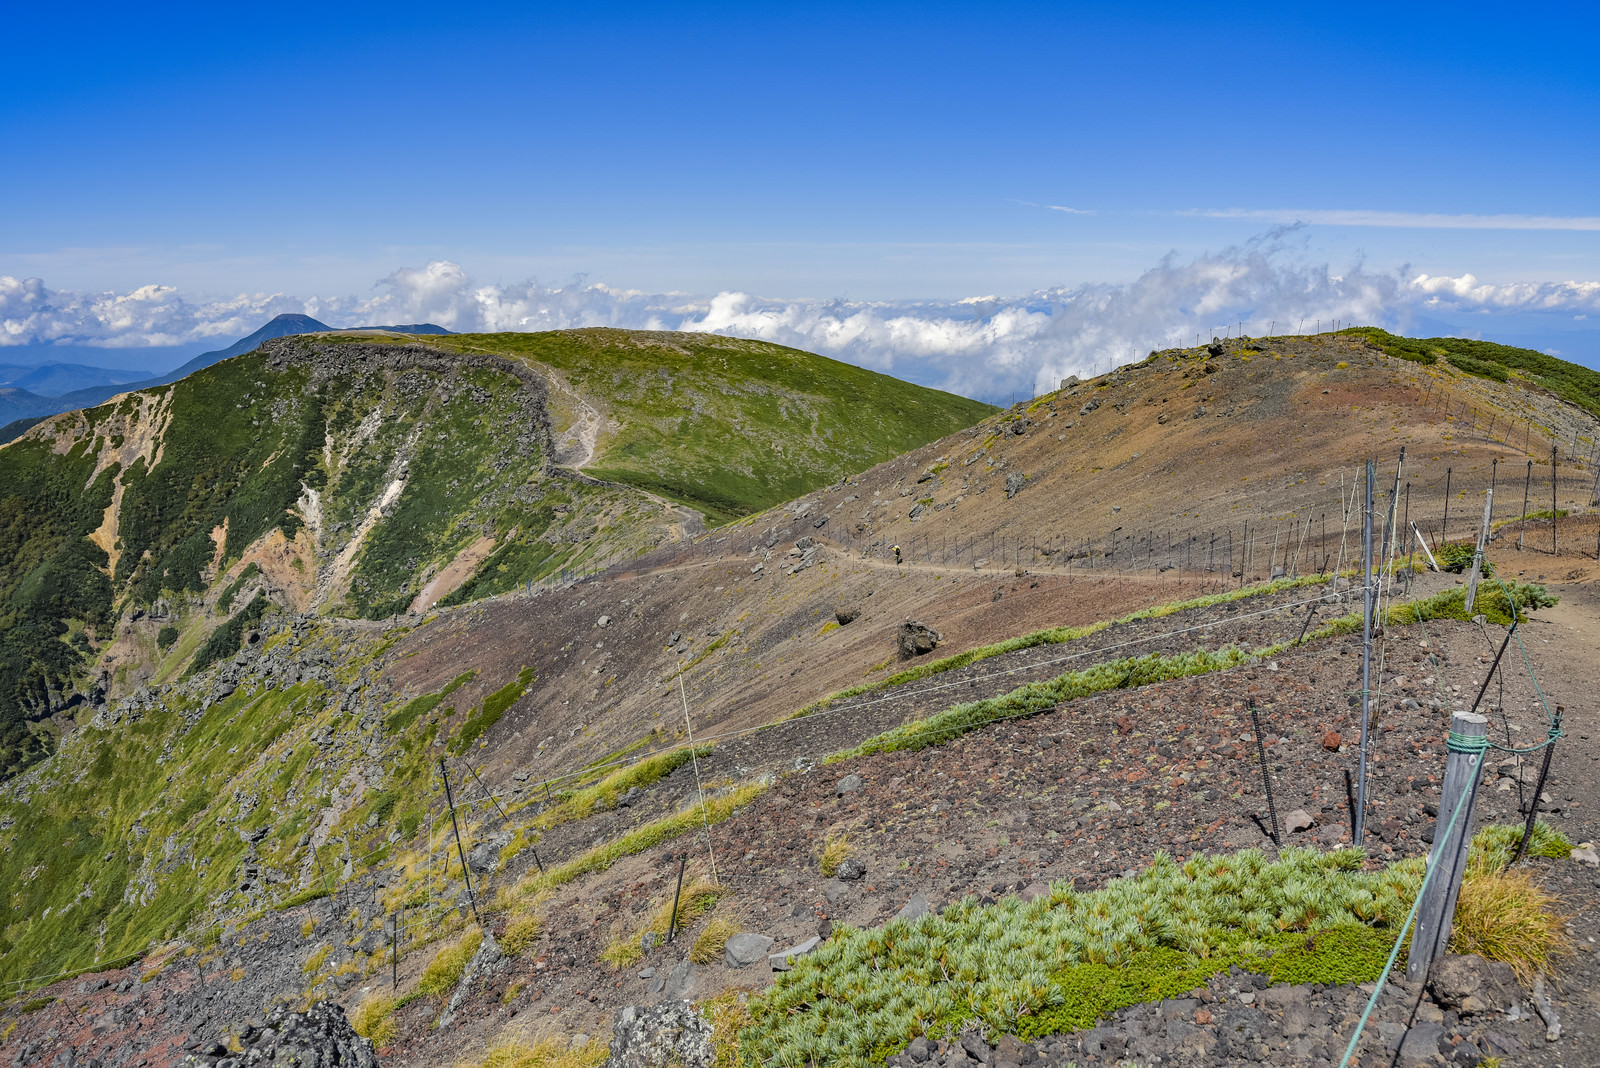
xmin=0 ymin=315 xmax=451 ymax=439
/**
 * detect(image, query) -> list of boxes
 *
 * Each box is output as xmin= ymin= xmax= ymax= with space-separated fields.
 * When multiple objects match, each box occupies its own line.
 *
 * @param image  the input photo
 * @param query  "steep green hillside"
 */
xmin=0 ymin=331 xmax=994 ymax=777
xmin=0 ymin=620 xmax=466 ymax=986
xmin=436 ymin=330 xmax=996 ymax=522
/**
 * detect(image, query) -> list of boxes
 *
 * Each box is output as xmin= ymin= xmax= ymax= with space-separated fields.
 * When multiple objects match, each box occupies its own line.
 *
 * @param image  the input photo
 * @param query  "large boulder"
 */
xmin=896 ymin=621 xmax=943 ymax=662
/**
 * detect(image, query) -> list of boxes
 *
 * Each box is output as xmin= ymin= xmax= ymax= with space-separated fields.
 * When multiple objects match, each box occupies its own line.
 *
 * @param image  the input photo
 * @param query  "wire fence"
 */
xmin=1 ymin=453 xmax=1582 ymax=1010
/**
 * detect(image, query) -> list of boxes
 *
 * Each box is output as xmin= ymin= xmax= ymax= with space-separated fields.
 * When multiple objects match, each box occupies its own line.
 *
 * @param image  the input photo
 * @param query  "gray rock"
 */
xmin=1004 ymin=472 xmax=1027 ymax=499
xmin=835 ymin=857 xmax=867 ymax=882
xmin=960 ymin=1033 xmax=992 ymax=1063
xmin=605 ymin=1001 xmax=713 ymax=1068
xmin=724 ymin=933 xmax=775 ymax=968
xmin=835 ymin=773 xmax=864 ymax=796
xmin=1429 ymin=953 xmax=1520 ymax=1015
xmin=660 ymin=960 xmax=697 ymax=1000
xmin=1395 ymin=1021 xmax=1447 ymax=1063
xmin=180 ymin=1002 xmax=376 ymax=1068
xmin=1284 ymin=808 xmax=1316 ymax=833
xmin=893 ymin=894 xmax=930 ymax=924
xmin=768 ymin=936 xmax=820 ymax=971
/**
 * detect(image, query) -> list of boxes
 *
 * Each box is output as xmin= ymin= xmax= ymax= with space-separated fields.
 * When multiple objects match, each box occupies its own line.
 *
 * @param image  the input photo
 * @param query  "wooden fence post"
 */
xmin=1406 ymin=711 xmax=1488 ymax=982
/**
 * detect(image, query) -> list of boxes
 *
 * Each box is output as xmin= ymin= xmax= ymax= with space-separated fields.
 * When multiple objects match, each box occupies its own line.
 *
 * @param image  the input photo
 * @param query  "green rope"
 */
xmin=1483 ymin=727 xmax=1563 ymax=756
xmin=1337 ymin=765 xmax=1476 ymax=1068
xmin=1446 ymin=729 xmax=1489 ymax=754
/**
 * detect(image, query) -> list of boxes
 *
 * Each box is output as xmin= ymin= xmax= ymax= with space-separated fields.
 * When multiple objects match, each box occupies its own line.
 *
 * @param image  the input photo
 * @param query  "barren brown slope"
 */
xmin=386 ymin=331 xmax=1599 ymax=795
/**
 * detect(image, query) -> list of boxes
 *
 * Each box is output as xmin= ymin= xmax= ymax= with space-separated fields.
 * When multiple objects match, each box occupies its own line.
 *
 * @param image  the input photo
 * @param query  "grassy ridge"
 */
xmin=1344 ymin=327 xmax=1600 ymax=418
xmin=436 ymin=330 xmax=996 ymax=522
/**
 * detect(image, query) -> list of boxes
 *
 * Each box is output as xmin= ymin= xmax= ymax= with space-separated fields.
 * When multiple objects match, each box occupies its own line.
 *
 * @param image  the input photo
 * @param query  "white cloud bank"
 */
xmin=5 ymin=229 xmax=1599 ymax=402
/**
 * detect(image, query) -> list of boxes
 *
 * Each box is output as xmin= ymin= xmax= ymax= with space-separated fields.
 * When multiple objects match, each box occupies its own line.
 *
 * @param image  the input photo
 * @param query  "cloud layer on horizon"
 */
xmin=5 ymin=230 xmax=1599 ymax=402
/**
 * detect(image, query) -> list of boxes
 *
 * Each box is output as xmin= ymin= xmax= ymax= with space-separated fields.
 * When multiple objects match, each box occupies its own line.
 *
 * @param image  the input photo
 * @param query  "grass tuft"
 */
xmin=499 ymin=911 xmax=543 ymax=956
xmin=459 ymin=1030 xmax=608 ymax=1068
xmin=351 ymin=993 xmax=398 ymax=1048
xmin=1451 ymin=867 xmax=1571 ymax=984
xmin=819 ymin=831 xmax=852 ymax=877
xmin=692 ymin=918 xmax=741 ymax=966
xmin=418 ymin=929 xmax=483 ymax=997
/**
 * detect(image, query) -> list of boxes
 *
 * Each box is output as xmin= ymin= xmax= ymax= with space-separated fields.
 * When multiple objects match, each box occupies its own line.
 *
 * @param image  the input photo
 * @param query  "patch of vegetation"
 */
xmin=798 ymin=576 xmax=1324 ymax=717
xmin=447 ymin=667 xmax=534 ymax=755
xmin=1446 ymin=354 xmax=1509 ymax=381
xmin=188 ymin=592 xmax=271 ymax=675
xmin=216 ymin=562 xmax=262 ymax=613
xmin=828 ymin=647 xmax=1253 ymax=761
xmin=467 ymin=1033 xmax=607 ymax=1068
xmin=499 ymin=910 xmax=543 ymax=956
xmin=1468 ymin=820 xmax=1572 ymax=874
xmin=1434 ymin=542 xmax=1490 ymax=575
xmin=1453 ymin=866 xmax=1571 ymax=983
xmin=504 ymin=783 xmax=768 ymax=902
xmin=527 ymin=746 xmax=707 ymax=828
xmin=741 ymin=847 xmax=1421 ymax=1067
xmin=682 ymin=631 xmax=733 ymax=670
xmin=156 ymin=624 xmax=179 ymax=650
xmin=0 ymin=437 xmax=118 ymax=775
xmin=1343 ymin=327 xmax=1600 ymax=419
xmin=436 ymin=330 xmax=995 ymax=523
xmin=350 ymin=992 xmax=398 ymax=1048
xmin=692 ymin=917 xmax=742 ymax=966
xmin=386 ymin=670 xmax=475 ymax=734
xmin=1386 ymin=580 xmax=1555 ymax=627
xmin=418 ymin=929 xmax=483 ymax=997
xmin=819 ymin=831 xmax=853 ymax=877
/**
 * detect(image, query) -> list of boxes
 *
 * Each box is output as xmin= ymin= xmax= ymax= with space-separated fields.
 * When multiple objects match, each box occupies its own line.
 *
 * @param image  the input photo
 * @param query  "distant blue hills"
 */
xmin=1 ymin=315 xmax=451 ymax=440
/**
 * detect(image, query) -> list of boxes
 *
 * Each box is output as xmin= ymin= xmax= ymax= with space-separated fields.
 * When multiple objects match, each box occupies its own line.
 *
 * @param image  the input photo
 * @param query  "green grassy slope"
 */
xmin=436 ymin=330 xmax=996 ymax=522
xmin=1341 ymin=327 xmax=1600 ymax=418
xmin=0 ymin=331 xmax=994 ymax=777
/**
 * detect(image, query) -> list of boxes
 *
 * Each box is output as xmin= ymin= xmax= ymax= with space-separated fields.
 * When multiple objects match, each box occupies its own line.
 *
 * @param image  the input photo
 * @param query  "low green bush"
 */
xmin=743 ymin=847 xmax=1422 ymax=1067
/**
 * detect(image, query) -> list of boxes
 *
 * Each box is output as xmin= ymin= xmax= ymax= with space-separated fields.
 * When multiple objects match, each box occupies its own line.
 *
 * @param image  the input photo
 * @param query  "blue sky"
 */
xmin=3 ymin=1 xmax=1598 ymax=399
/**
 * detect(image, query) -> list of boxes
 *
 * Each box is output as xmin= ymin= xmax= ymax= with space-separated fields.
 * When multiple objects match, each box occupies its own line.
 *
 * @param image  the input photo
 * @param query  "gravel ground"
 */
xmin=8 ymin=575 xmax=1596 ymax=1068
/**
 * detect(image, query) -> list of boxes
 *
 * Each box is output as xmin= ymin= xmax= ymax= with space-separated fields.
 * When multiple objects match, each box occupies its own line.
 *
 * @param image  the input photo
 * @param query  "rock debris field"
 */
xmin=8 ymin=576 xmax=1599 ymax=1068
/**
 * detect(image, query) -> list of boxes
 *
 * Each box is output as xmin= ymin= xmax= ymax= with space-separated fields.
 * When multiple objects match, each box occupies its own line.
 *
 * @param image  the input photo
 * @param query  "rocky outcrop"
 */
xmin=181 ymin=1001 xmax=378 ymax=1066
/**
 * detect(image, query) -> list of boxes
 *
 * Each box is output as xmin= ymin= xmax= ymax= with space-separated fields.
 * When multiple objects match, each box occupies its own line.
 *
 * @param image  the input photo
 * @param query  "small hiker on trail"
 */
xmin=893 ymin=544 xmax=902 ymax=566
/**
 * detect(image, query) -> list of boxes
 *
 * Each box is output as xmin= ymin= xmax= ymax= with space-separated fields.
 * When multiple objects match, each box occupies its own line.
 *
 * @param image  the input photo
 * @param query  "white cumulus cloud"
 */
xmin=5 ymin=230 xmax=1598 ymax=402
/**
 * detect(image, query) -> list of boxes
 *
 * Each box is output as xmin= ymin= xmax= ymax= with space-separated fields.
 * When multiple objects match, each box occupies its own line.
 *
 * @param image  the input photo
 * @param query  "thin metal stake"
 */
xmin=1519 ymin=460 xmax=1532 ymax=550
xmin=666 ymin=853 xmax=688 ymax=943
xmin=1294 ymin=601 xmax=1321 ymax=646
xmin=1510 ymin=716 xmax=1562 ymax=868
xmin=1250 ymin=704 xmax=1281 ymax=848
xmin=1552 ymin=444 xmax=1559 ymax=555
xmin=439 ymin=758 xmax=483 ymax=927
xmin=463 ymin=760 xmax=512 ymax=825
xmin=1355 ymin=460 xmax=1375 ymax=845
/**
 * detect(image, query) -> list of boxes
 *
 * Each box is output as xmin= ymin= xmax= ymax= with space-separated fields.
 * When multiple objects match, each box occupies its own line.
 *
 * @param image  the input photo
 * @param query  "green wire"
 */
xmin=1337 ymin=767 xmax=1476 ymax=1068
